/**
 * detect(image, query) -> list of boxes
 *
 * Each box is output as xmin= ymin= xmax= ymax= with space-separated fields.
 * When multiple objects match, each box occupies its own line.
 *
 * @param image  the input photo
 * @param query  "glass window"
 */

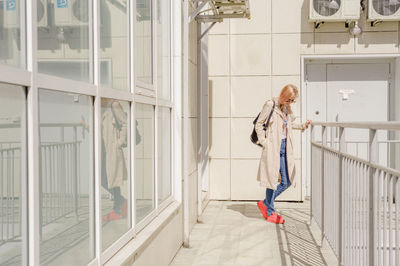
xmin=135 ymin=0 xmax=152 ymax=85
xmin=156 ymin=0 xmax=171 ymax=100
xmin=99 ymin=0 xmax=128 ymax=90
xmin=38 ymin=89 xmax=94 ymax=265
xmin=0 ymin=83 xmax=26 ymax=265
xmin=0 ymin=0 xmax=24 ymax=67
xmin=37 ymin=0 xmax=90 ymax=82
xmin=101 ymin=99 xmax=130 ymax=251
xmin=157 ymin=107 xmax=171 ymax=204
xmin=135 ymin=103 xmax=154 ymax=223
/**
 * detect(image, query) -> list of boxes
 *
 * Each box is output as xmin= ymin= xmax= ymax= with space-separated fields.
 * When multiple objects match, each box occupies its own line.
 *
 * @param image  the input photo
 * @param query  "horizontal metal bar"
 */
xmin=311 ymin=121 xmax=400 ymax=131
xmin=312 ymin=142 xmax=400 ymax=177
xmin=0 ymin=123 xmax=84 ymax=128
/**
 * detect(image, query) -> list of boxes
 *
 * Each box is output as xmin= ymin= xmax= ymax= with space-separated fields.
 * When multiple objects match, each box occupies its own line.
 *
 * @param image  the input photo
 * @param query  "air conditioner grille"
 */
xmin=372 ymin=0 xmax=400 ymax=16
xmin=73 ymin=0 xmax=89 ymax=22
xmin=313 ymin=0 xmax=341 ymax=17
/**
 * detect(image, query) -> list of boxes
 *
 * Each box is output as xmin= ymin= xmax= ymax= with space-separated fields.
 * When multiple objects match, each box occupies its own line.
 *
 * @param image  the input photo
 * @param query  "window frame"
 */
xmin=0 ymin=0 xmax=176 ymax=265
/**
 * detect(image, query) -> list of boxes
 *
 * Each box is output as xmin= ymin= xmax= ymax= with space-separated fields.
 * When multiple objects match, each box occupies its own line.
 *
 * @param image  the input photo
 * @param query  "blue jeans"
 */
xmin=263 ymin=139 xmax=291 ymax=216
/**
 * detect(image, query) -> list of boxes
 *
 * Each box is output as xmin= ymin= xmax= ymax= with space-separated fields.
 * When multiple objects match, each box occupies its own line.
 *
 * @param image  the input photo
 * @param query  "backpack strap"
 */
xmin=263 ymin=100 xmax=276 ymax=129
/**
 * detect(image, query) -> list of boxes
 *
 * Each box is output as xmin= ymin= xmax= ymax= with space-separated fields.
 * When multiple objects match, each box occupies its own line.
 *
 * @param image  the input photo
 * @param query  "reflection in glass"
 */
xmin=37 ymin=0 xmax=90 ymax=82
xmin=157 ymin=0 xmax=171 ymax=99
xmin=101 ymin=99 xmax=130 ymax=251
xmin=157 ymin=107 xmax=171 ymax=204
xmin=0 ymin=0 xmax=24 ymax=67
xmin=135 ymin=103 xmax=154 ymax=223
xmin=38 ymin=89 xmax=94 ymax=265
xmin=135 ymin=0 xmax=152 ymax=84
xmin=0 ymin=84 xmax=26 ymax=266
xmin=99 ymin=0 xmax=128 ymax=90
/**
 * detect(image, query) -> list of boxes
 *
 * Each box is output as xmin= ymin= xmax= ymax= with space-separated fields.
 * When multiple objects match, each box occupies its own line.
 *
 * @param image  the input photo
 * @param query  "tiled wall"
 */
xmin=208 ymin=0 xmax=400 ymax=200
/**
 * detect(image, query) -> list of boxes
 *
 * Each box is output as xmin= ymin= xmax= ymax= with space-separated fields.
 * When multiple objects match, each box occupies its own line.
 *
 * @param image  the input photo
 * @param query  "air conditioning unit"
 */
xmin=37 ymin=0 xmax=48 ymax=27
xmin=53 ymin=0 xmax=88 ymax=27
xmin=368 ymin=0 xmax=400 ymax=21
xmin=309 ymin=0 xmax=360 ymax=22
xmin=1 ymin=0 xmax=48 ymax=28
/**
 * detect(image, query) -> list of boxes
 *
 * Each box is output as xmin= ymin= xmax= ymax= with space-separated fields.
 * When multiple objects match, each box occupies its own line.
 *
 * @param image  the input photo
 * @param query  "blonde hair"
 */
xmin=280 ymin=84 xmax=299 ymax=100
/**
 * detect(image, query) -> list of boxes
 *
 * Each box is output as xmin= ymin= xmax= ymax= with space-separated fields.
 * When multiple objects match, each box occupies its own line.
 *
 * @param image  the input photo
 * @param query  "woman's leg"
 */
xmin=263 ymin=139 xmax=291 ymax=216
xmin=273 ymin=140 xmax=291 ymax=200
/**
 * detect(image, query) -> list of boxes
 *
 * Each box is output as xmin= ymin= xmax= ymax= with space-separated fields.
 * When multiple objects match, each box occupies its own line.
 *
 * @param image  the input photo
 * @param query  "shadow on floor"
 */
xmin=227 ymin=203 xmax=330 ymax=266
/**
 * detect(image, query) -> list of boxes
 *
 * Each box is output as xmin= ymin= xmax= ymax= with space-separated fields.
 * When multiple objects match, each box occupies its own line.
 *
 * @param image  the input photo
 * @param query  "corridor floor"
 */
xmin=170 ymin=200 xmax=338 ymax=266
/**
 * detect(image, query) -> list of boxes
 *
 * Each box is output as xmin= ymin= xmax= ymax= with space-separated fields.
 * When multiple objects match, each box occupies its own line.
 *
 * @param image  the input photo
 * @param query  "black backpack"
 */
xmin=250 ymin=100 xmax=276 ymax=147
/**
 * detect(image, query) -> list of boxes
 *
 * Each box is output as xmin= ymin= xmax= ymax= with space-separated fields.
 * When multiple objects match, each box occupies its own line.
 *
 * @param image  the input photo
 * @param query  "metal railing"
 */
xmin=311 ymin=122 xmax=400 ymax=266
xmin=0 ymin=123 xmax=84 ymax=246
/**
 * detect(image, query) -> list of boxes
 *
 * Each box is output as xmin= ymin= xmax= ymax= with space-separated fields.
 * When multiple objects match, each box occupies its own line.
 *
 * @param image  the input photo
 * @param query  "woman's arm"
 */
xmin=255 ymin=100 xmax=274 ymax=147
xmin=291 ymin=114 xmax=311 ymax=132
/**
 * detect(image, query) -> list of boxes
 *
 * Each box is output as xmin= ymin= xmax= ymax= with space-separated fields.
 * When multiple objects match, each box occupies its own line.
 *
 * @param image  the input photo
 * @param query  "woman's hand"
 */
xmin=305 ymin=120 xmax=312 ymax=129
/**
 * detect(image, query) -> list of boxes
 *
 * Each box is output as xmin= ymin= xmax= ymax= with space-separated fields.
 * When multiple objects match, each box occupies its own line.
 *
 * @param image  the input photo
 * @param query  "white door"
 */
xmin=305 ymin=63 xmax=390 ymax=195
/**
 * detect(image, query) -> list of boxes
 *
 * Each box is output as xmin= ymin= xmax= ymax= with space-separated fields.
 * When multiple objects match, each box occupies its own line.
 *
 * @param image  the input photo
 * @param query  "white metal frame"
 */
xmin=301 ymin=54 xmax=400 ymax=200
xmin=0 ymin=0 xmax=178 ymax=264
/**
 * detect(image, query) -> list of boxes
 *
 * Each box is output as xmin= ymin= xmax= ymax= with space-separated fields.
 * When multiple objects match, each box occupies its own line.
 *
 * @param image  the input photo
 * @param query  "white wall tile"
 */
xmin=209 ymin=118 xmax=230 ymax=158
xmin=231 ymin=0 xmax=271 ymax=34
xmin=315 ymin=33 xmax=355 ymax=54
xmin=231 ymin=76 xmax=271 ymax=117
xmin=208 ymin=35 xmax=230 ymax=76
xmin=292 ymin=129 xmax=302 ymax=159
xmin=231 ymin=159 xmax=265 ymax=200
xmin=189 ymin=171 xmax=198 ymax=231
xmin=209 ymin=20 xmax=230 ymax=35
xmin=209 ymin=159 xmax=231 ymax=200
xmin=272 ymin=34 xmax=298 ymax=75
xmin=209 ymin=77 xmax=230 ymax=117
xmin=272 ymin=0 xmax=314 ymax=33
xmin=188 ymin=118 xmax=198 ymax=174
xmin=230 ymin=35 xmax=271 ymax=76
xmin=231 ymin=118 xmax=263 ymax=159
xmin=188 ymin=61 xmax=198 ymax=117
xmin=356 ymin=32 xmax=399 ymax=54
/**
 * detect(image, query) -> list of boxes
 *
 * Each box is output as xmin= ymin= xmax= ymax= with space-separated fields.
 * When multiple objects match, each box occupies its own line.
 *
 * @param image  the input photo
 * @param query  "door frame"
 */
xmin=300 ymin=54 xmax=400 ymax=200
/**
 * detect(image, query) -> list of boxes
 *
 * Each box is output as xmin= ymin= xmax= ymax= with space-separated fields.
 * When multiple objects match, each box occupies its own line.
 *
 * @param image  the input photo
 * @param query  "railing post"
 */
xmin=338 ymin=127 xmax=345 ymax=265
xmin=73 ymin=126 xmax=79 ymax=222
xmin=310 ymin=124 xmax=314 ymax=225
xmin=321 ymin=126 xmax=327 ymax=246
xmin=369 ymin=129 xmax=378 ymax=266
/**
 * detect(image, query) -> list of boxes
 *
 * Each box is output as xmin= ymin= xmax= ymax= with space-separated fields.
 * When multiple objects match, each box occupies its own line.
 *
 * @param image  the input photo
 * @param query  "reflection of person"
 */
xmin=255 ymin=85 xmax=311 ymax=224
xmin=102 ymin=99 xmax=128 ymax=221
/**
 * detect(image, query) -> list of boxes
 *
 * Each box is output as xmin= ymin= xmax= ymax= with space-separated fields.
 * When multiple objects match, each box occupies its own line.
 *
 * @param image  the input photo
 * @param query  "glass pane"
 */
xmin=38 ymin=89 xmax=94 ymax=265
xmin=156 ymin=0 xmax=171 ymax=100
xmin=0 ymin=84 xmax=26 ymax=265
xmin=0 ymin=0 xmax=24 ymax=67
xmin=157 ymin=107 xmax=171 ymax=204
xmin=101 ymin=99 xmax=130 ymax=251
xmin=37 ymin=0 xmax=90 ymax=82
xmin=135 ymin=0 xmax=152 ymax=85
xmin=135 ymin=103 xmax=154 ymax=223
xmin=99 ymin=0 xmax=128 ymax=90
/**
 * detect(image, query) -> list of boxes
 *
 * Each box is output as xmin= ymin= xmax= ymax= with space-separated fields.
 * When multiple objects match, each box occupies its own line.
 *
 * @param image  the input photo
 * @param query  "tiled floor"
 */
xmin=170 ymin=200 xmax=338 ymax=266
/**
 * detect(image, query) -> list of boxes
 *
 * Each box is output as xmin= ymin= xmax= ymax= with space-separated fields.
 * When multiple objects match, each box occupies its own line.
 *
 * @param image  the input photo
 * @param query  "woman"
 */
xmin=102 ymin=99 xmax=128 ymax=221
xmin=255 ymin=84 xmax=311 ymax=224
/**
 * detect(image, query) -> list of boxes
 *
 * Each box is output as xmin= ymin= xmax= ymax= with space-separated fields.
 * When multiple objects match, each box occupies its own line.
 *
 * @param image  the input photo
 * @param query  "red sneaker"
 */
xmin=103 ymin=210 xmax=122 ymax=221
xmin=266 ymin=213 xmax=285 ymax=224
xmin=257 ymin=201 xmax=269 ymax=219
